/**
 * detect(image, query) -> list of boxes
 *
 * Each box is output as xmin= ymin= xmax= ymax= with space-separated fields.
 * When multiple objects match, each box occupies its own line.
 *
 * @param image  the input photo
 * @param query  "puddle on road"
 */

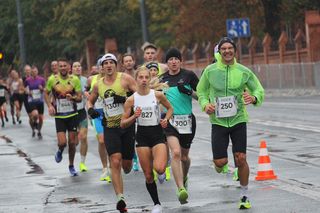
xmin=289 ymin=178 xmax=314 ymax=187
xmin=0 ymin=135 xmax=12 ymax=143
xmin=0 ymin=153 xmax=17 ymax=156
xmin=37 ymin=183 xmax=55 ymax=188
xmin=0 ymin=137 xmax=44 ymax=174
xmin=17 ymin=149 xmax=44 ymax=174
xmin=268 ymin=147 xmax=285 ymax=152
xmin=297 ymin=154 xmax=320 ymax=159
xmin=286 ymin=137 xmax=297 ymax=143
xmin=62 ymin=197 xmax=91 ymax=204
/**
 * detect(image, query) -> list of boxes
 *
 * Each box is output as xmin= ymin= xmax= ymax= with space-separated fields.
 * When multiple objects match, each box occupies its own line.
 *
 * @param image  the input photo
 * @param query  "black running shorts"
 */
xmin=29 ymin=102 xmax=44 ymax=114
xmin=136 ymin=124 xmax=166 ymax=148
xmin=104 ymin=124 xmax=135 ymax=160
xmin=55 ymin=116 xmax=78 ymax=133
xmin=163 ymin=113 xmax=196 ymax=149
xmin=211 ymin=122 xmax=247 ymax=160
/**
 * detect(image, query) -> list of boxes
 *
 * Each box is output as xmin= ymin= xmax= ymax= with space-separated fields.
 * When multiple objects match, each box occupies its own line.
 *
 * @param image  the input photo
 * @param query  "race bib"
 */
xmin=94 ymin=97 xmax=104 ymax=109
xmin=12 ymin=83 xmax=18 ymax=91
xmin=103 ymin=97 xmax=123 ymax=117
xmin=0 ymin=89 xmax=4 ymax=97
xmin=76 ymin=99 xmax=85 ymax=110
xmin=170 ymin=114 xmax=192 ymax=134
xmin=56 ymin=99 xmax=74 ymax=113
xmin=137 ymin=106 xmax=159 ymax=126
xmin=215 ymin=96 xmax=237 ymax=118
xmin=31 ymin=89 xmax=41 ymax=100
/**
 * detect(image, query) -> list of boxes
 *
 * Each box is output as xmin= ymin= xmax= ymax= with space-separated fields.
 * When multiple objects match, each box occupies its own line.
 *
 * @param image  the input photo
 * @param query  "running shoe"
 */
xmin=151 ymin=204 xmax=162 ymax=213
xmin=153 ymin=169 xmax=158 ymax=182
xmin=177 ymin=187 xmax=188 ymax=204
xmin=239 ymin=196 xmax=251 ymax=209
xmin=32 ymin=131 xmax=36 ymax=138
xmin=69 ymin=165 xmax=78 ymax=177
xmin=158 ymin=173 xmax=166 ymax=184
xmin=233 ymin=168 xmax=239 ymax=181
xmin=100 ymin=168 xmax=111 ymax=182
xmin=79 ymin=162 xmax=88 ymax=172
xmin=215 ymin=164 xmax=229 ymax=173
xmin=183 ymin=176 xmax=189 ymax=191
xmin=116 ymin=197 xmax=127 ymax=212
xmin=133 ymin=160 xmax=139 ymax=171
xmin=37 ymin=132 xmax=42 ymax=140
xmin=222 ymin=164 xmax=229 ymax=174
xmin=165 ymin=166 xmax=171 ymax=181
xmin=55 ymin=150 xmax=63 ymax=163
xmin=1 ymin=122 xmax=4 ymax=128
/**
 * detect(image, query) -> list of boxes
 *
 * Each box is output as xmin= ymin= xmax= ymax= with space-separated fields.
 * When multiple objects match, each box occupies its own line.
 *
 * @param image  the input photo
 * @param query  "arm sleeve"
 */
xmin=74 ymin=78 xmax=82 ymax=92
xmin=196 ymin=68 xmax=211 ymax=111
xmin=246 ymin=71 xmax=265 ymax=106
xmin=189 ymin=71 xmax=199 ymax=91
xmin=45 ymin=76 xmax=54 ymax=92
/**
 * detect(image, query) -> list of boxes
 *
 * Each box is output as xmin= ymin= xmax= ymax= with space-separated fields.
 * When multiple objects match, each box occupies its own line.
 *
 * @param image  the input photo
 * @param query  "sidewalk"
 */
xmin=265 ymin=88 xmax=320 ymax=97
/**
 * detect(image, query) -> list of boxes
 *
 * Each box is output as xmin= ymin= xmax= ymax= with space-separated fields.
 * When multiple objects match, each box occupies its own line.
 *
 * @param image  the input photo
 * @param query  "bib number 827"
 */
xmin=141 ymin=112 xmax=152 ymax=118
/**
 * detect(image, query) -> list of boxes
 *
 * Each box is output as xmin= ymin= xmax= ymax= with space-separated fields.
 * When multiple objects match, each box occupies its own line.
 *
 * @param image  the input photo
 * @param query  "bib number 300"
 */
xmin=170 ymin=114 xmax=192 ymax=134
xmin=215 ymin=96 xmax=237 ymax=118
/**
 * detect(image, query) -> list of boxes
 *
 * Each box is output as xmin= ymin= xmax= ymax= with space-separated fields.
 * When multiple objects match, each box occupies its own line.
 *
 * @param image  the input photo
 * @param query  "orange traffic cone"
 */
xmin=255 ymin=140 xmax=277 ymax=181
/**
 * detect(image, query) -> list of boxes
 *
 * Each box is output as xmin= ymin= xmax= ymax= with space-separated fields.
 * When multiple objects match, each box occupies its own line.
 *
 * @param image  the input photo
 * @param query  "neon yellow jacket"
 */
xmin=197 ymin=56 xmax=264 ymax=127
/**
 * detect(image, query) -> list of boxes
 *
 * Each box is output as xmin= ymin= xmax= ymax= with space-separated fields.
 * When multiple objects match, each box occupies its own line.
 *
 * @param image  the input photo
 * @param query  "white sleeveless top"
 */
xmin=133 ymin=89 xmax=160 ymax=126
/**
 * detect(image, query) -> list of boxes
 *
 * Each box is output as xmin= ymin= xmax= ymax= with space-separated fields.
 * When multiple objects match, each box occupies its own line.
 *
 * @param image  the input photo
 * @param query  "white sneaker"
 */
xmin=151 ymin=204 xmax=162 ymax=213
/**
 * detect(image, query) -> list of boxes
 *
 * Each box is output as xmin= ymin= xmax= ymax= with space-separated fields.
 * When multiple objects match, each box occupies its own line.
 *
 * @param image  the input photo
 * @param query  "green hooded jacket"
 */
xmin=197 ymin=55 xmax=264 ymax=127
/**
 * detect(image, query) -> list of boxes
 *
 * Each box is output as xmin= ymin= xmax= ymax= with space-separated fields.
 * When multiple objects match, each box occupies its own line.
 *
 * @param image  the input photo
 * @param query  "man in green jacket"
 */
xmin=197 ymin=37 xmax=264 ymax=209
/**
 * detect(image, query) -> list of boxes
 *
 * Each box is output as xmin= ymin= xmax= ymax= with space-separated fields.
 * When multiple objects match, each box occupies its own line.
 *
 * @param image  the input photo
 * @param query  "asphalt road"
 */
xmin=1 ymin=94 xmax=320 ymax=213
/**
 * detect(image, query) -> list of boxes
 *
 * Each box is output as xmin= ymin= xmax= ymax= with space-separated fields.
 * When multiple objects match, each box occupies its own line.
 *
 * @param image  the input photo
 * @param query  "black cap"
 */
xmin=146 ymin=62 xmax=159 ymax=71
xmin=218 ymin=37 xmax=237 ymax=52
xmin=165 ymin=48 xmax=182 ymax=62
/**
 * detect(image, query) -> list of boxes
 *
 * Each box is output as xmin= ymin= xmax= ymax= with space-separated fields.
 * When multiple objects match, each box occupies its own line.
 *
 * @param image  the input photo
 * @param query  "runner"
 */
xmin=50 ymin=60 xmax=59 ymax=76
xmin=89 ymin=65 xmax=97 ymax=76
xmin=24 ymin=65 xmax=46 ymax=139
xmin=8 ymin=69 xmax=24 ymax=125
xmin=146 ymin=62 xmax=169 ymax=91
xmin=159 ymin=48 xmax=199 ymax=204
xmin=141 ymin=42 xmax=168 ymax=76
xmin=197 ymin=37 xmax=265 ymax=209
xmin=121 ymin=53 xmax=136 ymax=77
xmin=22 ymin=65 xmax=34 ymax=134
xmin=121 ymin=67 xmax=173 ymax=213
xmin=146 ymin=61 xmax=170 ymax=183
xmin=87 ymin=53 xmax=136 ymax=212
xmin=44 ymin=58 xmax=82 ymax=176
xmin=0 ymin=75 xmax=9 ymax=127
xmin=86 ymin=58 xmax=111 ymax=182
xmin=72 ymin=61 xmax=89 ymax=172
xmin=121 ymin=53 xmax=140 ymax=172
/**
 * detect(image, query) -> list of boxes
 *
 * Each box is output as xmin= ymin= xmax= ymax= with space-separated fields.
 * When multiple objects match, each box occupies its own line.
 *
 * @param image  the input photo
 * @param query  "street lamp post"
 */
xmin=139 ymin=0 xmax=149 ymax=43
xmin=16 ymin=0 xmax=26 ymax=67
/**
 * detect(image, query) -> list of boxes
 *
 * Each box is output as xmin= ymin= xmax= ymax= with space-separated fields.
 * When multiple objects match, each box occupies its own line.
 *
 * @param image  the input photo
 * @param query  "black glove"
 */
xmin=113 ymin=94 xmax=126 ymax=104
xmin=177 ymin=82 xmax=193 ymax=96
xmin=88 ymin=107 xmax=100 ymax=119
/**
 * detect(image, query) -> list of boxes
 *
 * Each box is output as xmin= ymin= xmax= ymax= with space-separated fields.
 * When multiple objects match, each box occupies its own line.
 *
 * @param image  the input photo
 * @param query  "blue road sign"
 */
xmin=226 ymin=18 xmax=251 ymax=38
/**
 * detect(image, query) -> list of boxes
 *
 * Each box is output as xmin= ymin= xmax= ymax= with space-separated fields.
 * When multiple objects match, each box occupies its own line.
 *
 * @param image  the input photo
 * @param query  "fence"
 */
xmin=249 ymin=62 xmax=320 ymax=89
